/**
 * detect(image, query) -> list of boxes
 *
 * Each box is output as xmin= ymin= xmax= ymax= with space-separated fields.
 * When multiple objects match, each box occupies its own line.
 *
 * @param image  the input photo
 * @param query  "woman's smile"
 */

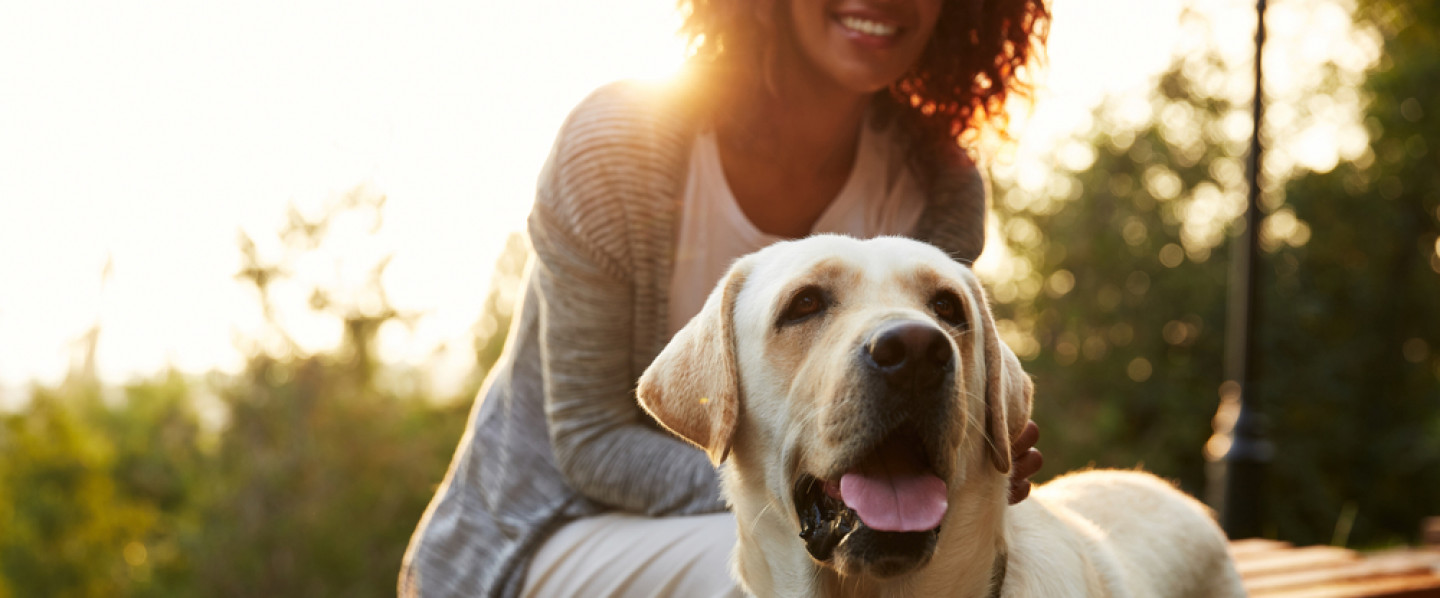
xmin=837 ymin=15 xmax=899 ymax=39
xmin=834 ymin=12 xmax=907 ymax=54
xmin=789 ymin=0 xmax=942 ymax=94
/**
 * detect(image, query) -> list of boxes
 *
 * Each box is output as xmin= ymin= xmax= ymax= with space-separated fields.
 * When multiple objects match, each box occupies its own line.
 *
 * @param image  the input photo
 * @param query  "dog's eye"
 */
xmin=779 ymin=286 xmax=828 ymax=325
xmin=930 ymin=291 xmax=967 ymax=328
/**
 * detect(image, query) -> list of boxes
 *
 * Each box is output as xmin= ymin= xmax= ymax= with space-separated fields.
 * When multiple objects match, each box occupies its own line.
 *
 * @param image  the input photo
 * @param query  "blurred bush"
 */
xmin=0 ymin=189 xmax=525 ymax=597
xmin=0 ymin=366 xmax=469 ymax=598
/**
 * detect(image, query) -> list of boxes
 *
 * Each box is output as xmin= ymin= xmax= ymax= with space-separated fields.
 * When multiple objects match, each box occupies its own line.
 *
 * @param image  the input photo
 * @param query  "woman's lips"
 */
xmin=832 ymin=11 xmax=906 ymax=49
xmin=838 ymin=14 xmax=899 ymax=37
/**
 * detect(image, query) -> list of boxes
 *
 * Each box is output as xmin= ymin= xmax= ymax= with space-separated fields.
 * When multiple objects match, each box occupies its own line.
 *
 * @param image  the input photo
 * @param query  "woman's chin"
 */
xmin=824 ymin=63 xmax=909 ymax=95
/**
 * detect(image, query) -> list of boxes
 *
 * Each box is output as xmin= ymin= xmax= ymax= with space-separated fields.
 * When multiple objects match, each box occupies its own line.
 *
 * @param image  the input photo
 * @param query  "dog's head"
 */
xmin=639 ymin=235 xmax=1032 ymax=584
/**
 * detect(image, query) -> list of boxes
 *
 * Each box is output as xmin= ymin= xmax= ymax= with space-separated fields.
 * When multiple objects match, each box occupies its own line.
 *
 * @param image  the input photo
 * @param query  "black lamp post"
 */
xmin=1206 ymin=0 xmax=1273 ymax=539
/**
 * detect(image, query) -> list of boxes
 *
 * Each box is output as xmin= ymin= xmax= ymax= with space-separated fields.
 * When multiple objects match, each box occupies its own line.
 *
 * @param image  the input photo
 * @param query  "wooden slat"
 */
xmin=1232 ymin=538 xmax=1296 ymax=557
xmin=1246 ymin=554 xmax=1440 ymax=593
xmin=1239 ymin=546 xmax=1362 ymax=579
xmin=1249 ymin=574 xmax=1440 ymax=598
xmin=1423 ymin=518 xmax=1440 ymax=547
xmin=1232 ymin=539 xmax=1440 ymax=598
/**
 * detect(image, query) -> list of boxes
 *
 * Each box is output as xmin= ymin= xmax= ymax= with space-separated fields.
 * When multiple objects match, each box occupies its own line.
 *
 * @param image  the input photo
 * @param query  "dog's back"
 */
xmin=1004 ymin=470 xmax=1245 ymax=598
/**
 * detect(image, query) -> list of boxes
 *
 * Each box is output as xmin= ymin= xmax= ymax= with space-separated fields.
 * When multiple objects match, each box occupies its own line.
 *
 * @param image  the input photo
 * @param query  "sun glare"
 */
xmin=0 ymin=0 xmax=1380 ymax=400
xmin=0 ymin=0 xmax=686 ymax=399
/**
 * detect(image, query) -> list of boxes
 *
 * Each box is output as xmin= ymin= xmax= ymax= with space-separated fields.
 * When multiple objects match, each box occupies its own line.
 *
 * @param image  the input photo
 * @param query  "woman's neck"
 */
xmin=710 ymin=56 xmax=875 ymax=238
xmin=716 ymin=61 xmax=871 ymax=177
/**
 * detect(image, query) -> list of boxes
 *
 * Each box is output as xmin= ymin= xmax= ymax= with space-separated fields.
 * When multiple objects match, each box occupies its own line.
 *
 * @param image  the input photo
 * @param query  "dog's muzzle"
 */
xmin=791 ymin=319 xmax=959 ymax=578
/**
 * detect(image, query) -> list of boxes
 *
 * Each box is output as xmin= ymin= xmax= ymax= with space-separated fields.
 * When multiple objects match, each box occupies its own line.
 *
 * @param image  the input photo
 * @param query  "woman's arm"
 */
xmin=523 ymin=87 xmax=725 ymax=515
xmin=529 ymin=204 xmax=725 ymax=515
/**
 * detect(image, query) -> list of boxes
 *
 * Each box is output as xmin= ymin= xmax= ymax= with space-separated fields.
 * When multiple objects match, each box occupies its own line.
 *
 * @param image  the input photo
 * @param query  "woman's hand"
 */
xmin=1009 ymin=420 xmax=1043 ymax=505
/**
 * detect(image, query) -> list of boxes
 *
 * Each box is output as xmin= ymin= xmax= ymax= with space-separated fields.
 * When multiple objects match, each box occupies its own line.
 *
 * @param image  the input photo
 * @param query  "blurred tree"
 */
xmin=1254 ymin=0 xmax=1440 ymax=546
xmin=988 ymin=78 xmax=1237 ymax=498
xmin=988 ymin=1 xmax=1440 ymax=546
xmin=986 ymin=5 xmax=1254 ymax=496
xmin=189 ymin=188 xmax=468 ymax=596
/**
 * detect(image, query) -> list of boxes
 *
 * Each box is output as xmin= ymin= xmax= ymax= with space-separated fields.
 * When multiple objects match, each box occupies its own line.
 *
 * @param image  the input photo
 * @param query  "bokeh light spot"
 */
xmin=1083 ymin=335 xmax=1108 ymax=361
xmin=124 ymin=542 xmax=148 ymax=567
xmin=1403 ymin=338 xmax=1430 ymax=364
xmin=1123 ymin=218 xmax=1149 ymax=247
xmin=1125 ymin=270 xmax=1151 ymax=296
xmin=1127 ymin=357 xmax=1153 ymax=382
xmin=1163 ymin=320 xmax=1190 ymax=346
xmin=1401 ymin=97 xmax=1424 ymax=122
xmin=1159 ymin=243 xmax=1185 ymax=268
xmin=1046 ymin=269 xmax=1076 ymax=297
xmin=1109 ymin=323 xmax=1135 ymax=347
xmin=1144 ymin=165 xmax=1183 ymax=201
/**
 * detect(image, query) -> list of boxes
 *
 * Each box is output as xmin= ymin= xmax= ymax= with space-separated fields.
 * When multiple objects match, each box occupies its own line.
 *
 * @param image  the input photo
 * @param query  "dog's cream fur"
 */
xmin=639 ymin=235 xmax=1244 ymax=597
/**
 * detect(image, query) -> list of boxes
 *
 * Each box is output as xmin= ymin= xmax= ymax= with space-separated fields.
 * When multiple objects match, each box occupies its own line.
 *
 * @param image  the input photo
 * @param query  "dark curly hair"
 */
xmin=679 ymin=0 xmax=1049 ymax=168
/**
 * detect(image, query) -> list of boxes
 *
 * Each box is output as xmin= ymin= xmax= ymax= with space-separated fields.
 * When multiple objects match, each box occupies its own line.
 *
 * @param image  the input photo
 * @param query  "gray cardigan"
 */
xmin=399 ymin=78 xmax=988 ymax=598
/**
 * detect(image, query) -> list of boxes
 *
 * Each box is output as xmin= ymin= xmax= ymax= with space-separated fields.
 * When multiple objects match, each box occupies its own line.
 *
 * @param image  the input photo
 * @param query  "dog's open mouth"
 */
xmin=793 ymin=429 xmax=947 ymax=573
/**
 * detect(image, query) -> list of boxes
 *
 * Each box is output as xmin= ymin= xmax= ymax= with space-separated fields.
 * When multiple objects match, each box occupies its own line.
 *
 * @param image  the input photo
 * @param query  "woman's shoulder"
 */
xmin=539 ymin=72 xmax=703 ymax=195
xmin=531 ymin=72 xmax=708 ymax=276
xmin=554 ymin=71 xmax=709 ymax=156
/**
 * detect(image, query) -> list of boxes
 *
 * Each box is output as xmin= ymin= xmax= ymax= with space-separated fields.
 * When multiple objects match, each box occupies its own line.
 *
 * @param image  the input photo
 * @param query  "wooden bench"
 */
xmin=1233 ymin=538 xmax=1440 ymax=597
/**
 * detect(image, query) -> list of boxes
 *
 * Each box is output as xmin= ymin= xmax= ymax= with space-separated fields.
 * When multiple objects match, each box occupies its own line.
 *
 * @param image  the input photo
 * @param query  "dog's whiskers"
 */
xmin=749 ymin=503 xmax=775 ymax=536
xmin=958 ymin=387 xmax=1010 ymax=461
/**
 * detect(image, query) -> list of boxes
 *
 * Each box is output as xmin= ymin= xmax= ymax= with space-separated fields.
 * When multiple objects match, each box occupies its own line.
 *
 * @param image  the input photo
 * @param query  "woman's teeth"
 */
xmin=839 ymin=16 xmax=898 ymax=37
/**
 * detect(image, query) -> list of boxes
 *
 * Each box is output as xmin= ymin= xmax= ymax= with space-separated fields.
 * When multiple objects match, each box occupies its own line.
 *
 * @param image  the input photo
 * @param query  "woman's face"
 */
xmin=785 ymin=0 xmax=944 ymax=94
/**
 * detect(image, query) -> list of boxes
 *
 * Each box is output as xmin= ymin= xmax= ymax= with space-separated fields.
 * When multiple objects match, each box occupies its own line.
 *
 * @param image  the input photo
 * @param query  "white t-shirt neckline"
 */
xmin=702 ymin=124 xmax=877 ymax=247
xmin=666 ymin=116 xmax=926 ymax=337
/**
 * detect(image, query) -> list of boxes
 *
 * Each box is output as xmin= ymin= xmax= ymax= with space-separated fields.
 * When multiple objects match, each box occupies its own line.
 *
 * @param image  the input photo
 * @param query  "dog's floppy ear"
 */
xmin=637 ymin=260 xmax=749 ymax=466
xmin=979 ymin=287 xmax=1034 ymax=475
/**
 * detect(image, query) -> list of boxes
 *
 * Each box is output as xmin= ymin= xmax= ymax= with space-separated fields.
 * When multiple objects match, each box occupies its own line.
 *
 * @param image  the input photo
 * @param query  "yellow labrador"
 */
xmin=639 ymin=235 xmax=1244 ymax=597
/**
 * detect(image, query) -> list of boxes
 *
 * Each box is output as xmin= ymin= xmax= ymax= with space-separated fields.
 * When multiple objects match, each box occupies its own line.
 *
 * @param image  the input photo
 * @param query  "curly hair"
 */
xmin=679 ymin=0 xmax=1049 ymax=166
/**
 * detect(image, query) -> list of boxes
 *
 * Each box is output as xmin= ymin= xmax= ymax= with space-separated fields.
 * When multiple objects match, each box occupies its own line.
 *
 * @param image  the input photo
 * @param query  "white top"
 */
xmin=666 ymin=117 xmax=927 ymax=336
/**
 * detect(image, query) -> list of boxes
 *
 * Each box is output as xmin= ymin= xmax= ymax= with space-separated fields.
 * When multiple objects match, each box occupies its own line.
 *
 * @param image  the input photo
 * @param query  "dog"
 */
xmin=638 ymin=235 xmax=1244 ymax=597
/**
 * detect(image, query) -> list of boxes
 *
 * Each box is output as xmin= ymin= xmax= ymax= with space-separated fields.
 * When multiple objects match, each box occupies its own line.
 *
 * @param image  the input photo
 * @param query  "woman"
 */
xmin=402 ymin=0 xmax=1048 ymax=595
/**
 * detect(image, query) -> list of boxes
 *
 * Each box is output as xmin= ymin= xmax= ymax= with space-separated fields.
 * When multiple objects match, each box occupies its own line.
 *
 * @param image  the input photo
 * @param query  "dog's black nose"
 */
xmin=864 ymin=321 xmax=952 ymax=390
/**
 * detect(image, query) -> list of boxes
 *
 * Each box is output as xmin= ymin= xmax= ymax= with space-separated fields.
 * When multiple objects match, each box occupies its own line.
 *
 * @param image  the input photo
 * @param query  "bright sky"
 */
xmin=0 ymin=0 xmax=1371 ymax=399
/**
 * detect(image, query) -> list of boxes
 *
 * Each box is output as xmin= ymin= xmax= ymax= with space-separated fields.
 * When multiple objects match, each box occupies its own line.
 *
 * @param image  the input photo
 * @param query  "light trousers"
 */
xmin=523 ymin=512 xmax=745 ymax=598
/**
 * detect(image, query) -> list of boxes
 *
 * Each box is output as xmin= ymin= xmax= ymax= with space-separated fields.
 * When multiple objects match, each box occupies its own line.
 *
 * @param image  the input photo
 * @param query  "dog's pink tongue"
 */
xmin=838 ymin=440 xmax=948 ymax=532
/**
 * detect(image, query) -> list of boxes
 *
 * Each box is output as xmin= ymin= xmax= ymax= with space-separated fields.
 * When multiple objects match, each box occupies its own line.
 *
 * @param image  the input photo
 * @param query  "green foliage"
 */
xmin=0 ymin=377 xmax=201 ymax=597
xmin=183 ymin=356 xmax=467 ymax=597
xmin=0 ymin=366 xmax=469 ymax=598
xmin=991 ymin=1 xmax=1440 ymax=547
xmin=1256 ymin=0 xmax=1440 ymax=546
xmin=0 ymin=190 xmax=496 ymax=597
xmin=990 ymin=88 xmax=1237 ymax=499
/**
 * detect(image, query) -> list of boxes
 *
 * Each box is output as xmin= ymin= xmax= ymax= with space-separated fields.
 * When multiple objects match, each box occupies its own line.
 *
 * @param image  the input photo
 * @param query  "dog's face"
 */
xmin=639 ymin=235 xmax=1032 ymax=587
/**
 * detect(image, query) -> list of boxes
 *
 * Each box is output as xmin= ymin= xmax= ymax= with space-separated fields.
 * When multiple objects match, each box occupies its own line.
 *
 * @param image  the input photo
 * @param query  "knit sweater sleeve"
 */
xmin=525 ymin=84 xmax=725 ymax=516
